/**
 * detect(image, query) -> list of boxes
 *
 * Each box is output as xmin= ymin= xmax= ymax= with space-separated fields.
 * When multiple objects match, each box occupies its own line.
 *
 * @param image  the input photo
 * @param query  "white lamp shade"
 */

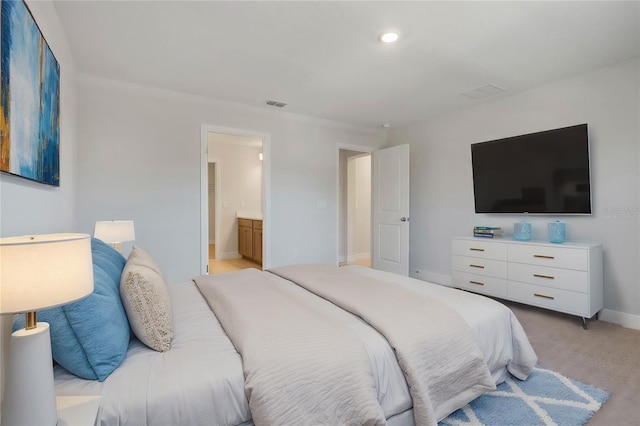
xmin=0 ymin=233 xmax=94 ymax=314
xmin=94 ymin=220 xmax=136 ymax=243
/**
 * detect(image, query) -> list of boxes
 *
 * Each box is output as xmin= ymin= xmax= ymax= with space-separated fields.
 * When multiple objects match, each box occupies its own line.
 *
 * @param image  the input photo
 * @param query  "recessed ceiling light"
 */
xmin=382 ymin=123 xmax=392 ymax=128
xmin=379 ymin=32 xmax=399 ymax=43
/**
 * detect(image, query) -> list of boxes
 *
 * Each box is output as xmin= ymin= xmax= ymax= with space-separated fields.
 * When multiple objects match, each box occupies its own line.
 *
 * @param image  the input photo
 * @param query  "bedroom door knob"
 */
xmin=400 ymin=217 xmax=409 ymax=222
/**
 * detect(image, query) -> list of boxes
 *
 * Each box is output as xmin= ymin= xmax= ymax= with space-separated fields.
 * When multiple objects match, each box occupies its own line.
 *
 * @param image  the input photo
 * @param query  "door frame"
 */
xmin=335 ymin=143 xmax=374 ymax=266
xmin=200 ymin=124 xmax=271 ymax=274
xmin=207 ymin=159 xmax=221 ymax=258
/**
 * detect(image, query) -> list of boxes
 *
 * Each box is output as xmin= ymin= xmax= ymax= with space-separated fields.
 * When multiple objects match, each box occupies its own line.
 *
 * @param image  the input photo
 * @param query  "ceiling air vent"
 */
xmin=265 ymin=100 xmax=287 ymax=108
xmin=462 ymin=84 xmax=507 ymax=99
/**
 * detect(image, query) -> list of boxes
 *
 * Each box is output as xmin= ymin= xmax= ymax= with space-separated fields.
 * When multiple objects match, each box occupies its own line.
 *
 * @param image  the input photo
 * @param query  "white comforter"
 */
xmin=342 ymin=265 xmax=537 ymax=381
xmin=194 ymin=269 xmax=386 ymax=426
xmin=54 ymin=266 xmax=537 ymax=426
xmin=270 ymin=264 xmax=496 ymax=425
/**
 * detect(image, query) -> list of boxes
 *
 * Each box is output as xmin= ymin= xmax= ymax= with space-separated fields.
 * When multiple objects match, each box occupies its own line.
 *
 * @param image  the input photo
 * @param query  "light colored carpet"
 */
xmin=503 ymin=300 xmax=640 ymax=426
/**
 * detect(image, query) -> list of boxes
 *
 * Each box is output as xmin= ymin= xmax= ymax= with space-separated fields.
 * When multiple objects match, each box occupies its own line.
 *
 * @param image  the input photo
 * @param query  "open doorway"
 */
xmin=208 ymin=132 xmax=262 ymax=273
xmin=200 ymin=125 xmax=271 ymax=275
xmin=337 ymin=144 xmax=410 ymax=274
xmin=338 ymin=148 xmax=372 ymax=267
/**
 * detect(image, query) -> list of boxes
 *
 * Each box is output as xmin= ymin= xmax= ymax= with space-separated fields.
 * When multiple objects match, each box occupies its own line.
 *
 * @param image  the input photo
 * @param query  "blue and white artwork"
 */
xmin=1 ymin=0 xmax=60 ymax=186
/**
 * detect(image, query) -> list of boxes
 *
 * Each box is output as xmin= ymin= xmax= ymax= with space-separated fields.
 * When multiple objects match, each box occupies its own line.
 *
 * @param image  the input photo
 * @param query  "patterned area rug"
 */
xmin=440 ymin=367 xmax=610 ymax=426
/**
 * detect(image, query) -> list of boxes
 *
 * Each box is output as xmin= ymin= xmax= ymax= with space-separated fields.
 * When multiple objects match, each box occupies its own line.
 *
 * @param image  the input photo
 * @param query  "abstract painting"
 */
xmin=1 ymin=0 xmax=60 ymax=186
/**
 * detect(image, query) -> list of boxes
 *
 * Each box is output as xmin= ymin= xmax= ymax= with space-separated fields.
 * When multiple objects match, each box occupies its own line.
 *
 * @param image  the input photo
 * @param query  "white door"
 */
xmin=372 ymin=144 xmax=410 ymax=275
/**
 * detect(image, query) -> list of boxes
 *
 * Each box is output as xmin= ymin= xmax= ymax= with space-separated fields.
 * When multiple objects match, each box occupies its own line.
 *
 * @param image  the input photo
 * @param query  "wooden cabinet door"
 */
xmin=238 ymin=226 xmax=252 ymax=258
xmin=253 ymin=229 xmax=263 ymax=264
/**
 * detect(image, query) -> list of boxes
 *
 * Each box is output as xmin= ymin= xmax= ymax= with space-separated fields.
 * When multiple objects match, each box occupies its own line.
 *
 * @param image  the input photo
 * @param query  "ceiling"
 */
xmin=53 ymin=1 xmax=640 ymax=129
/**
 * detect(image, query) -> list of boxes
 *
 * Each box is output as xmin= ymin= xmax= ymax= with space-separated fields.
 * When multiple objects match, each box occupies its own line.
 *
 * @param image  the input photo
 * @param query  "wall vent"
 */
xmin=265 ymin=100 xmax=287 ymax=108
xmin=462 ymin=84 xmax=507 ymax=99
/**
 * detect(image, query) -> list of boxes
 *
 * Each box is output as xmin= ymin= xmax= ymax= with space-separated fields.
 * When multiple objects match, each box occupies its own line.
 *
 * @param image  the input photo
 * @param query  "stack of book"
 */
xmin=473 ymin=226 xmax=503 ymax=238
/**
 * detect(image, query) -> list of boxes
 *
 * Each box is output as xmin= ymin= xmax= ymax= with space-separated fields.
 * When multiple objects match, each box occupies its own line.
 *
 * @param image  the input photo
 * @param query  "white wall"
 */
xmin=207 ymin=163 xmax=215 ymax=243
xmin=387 ymin=58 xmax=640 ymax=323
xmin=354 ymin=155 xmax=371 ymax=258
xmin=208 ymin=138 xmax=262 ymax=258
xmin=338 ymin=149 xmax=356 ymax=262
xmin=0 ymin=0 xmax=78 ymax=412
xmin=347 ymin=157 xmax=356 ymax=261
xmin=75 ymin=76 xmax=385 ymax=283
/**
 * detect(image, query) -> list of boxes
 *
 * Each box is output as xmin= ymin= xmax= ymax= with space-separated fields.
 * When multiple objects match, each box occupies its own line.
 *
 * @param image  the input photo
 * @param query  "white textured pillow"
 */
xmin=127 ymin=246 xmax=165 ymax=277
xmin=120 ymin=248 xmax=173 ymax=352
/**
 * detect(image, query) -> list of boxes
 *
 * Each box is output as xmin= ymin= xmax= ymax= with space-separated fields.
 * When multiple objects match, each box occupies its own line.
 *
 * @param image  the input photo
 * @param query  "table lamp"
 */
xmin=94 ymin=220 xmax=135 ymax=252
xmin=0 ymin=233 xmax=94 ymax=426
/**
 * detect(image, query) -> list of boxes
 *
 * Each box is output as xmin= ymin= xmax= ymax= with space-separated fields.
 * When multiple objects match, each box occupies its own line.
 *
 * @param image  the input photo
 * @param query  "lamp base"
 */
xmin=1 ymin=322 xmax=57 ymax=426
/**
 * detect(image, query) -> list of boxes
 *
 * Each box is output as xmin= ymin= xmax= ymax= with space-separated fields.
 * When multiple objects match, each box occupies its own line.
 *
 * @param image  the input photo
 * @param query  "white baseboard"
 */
xmin=598 ymin=309 xmax=640 ymax=330
xmin=338 ymin=255 xmax=347 ymax=263
xmin=217 ymin=252 xmax=241 ymax=260
xmin=346 ymin=255 xmax=357 ymax=263
xmin=356 ymin=252 xmax=370 ymax=261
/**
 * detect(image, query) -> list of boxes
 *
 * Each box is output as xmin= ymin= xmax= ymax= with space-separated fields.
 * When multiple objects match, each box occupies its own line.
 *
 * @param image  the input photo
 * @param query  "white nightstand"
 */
xmin=56 ymin=396 xmax=100 ymax=426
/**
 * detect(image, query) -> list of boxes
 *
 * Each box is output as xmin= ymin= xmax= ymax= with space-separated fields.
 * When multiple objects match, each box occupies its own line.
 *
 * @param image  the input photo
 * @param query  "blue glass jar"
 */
xmin=514 ymin=221 xmax=532 ymax=241
xmin=548 ymin=221 xmax=566 ymax=243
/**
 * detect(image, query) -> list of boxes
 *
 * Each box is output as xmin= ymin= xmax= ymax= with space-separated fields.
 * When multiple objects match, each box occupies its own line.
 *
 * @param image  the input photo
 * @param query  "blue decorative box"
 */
xmin=514 ymin=221 xmax=532 ymax=241
xmin=548 ymin=221 xmax=566 ymax=243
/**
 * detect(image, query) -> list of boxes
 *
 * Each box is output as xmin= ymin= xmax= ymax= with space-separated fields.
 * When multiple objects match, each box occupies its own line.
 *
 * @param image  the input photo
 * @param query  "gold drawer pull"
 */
xmin=470 ymin=248 xmax=485 ymax=252
xmin=534 ymin=293 xmax=555 ymax=300
xmin=533 ymin=274 xmax=555 ymax=280
xmin=534 ymin=254 xmax=555 ymax=259
xmin=469 ymin=280 xmax=485 ymax=286
xmin=469 ymin=264 xmax=485 ymax=269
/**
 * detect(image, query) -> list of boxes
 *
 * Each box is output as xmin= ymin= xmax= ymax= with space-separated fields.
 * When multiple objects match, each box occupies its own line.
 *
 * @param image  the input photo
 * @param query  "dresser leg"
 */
xmin=582 ymin=317 xmax=588 ymax=330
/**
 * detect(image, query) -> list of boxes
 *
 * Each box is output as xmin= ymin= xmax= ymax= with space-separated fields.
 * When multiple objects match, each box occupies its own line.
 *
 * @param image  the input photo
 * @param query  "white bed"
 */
xmin=54 ymin=265 xmax=537 ymax=426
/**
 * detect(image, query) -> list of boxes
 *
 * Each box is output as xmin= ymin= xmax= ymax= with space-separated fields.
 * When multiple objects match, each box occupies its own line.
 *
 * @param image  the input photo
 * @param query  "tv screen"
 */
xmin=471 ymin=124 xmax=591 ymax=214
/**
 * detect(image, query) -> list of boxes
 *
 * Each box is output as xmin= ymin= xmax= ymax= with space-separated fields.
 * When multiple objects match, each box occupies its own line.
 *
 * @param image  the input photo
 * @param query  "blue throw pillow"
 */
xmin=13 ymin=238 xmax=130 ymax=381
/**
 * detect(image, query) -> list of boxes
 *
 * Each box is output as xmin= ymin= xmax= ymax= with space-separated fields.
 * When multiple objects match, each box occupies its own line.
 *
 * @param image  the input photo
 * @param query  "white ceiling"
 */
xmin=53 ymin=1 xmax=640 ymax=129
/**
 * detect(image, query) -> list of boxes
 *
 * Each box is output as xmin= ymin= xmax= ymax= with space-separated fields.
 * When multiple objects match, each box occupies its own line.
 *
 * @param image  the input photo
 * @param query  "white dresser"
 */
xmin=451 ymin=237 xmax=603 ymax=329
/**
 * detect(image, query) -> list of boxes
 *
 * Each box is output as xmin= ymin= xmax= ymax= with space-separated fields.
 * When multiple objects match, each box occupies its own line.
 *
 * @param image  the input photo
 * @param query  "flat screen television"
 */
xmin=471 ymin=124 xmax=591 ymax=214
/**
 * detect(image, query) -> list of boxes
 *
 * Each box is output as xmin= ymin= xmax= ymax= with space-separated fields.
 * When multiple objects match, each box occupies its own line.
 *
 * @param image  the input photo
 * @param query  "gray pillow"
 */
xmin=120 ymin=248 xmax=173 ymax=352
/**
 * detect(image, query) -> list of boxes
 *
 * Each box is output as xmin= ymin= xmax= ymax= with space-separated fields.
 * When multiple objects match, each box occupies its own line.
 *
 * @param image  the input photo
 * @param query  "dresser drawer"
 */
xmin=452 ymin=271 xmax=508 ymax=298
xmin=508 ymin=244 xmax=588 ymax=271
xmin=451 ymin=239 xmax=507 ymax=261
xmin=508 ymin=281 xmax=589 ymax=316
xmin=452 ymin=255 xmax=507 ymax=279
xmin=508 ymin=263 xmax=588 ymax=293
xmin=253 ymin=220 xmax=263 ymax=230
